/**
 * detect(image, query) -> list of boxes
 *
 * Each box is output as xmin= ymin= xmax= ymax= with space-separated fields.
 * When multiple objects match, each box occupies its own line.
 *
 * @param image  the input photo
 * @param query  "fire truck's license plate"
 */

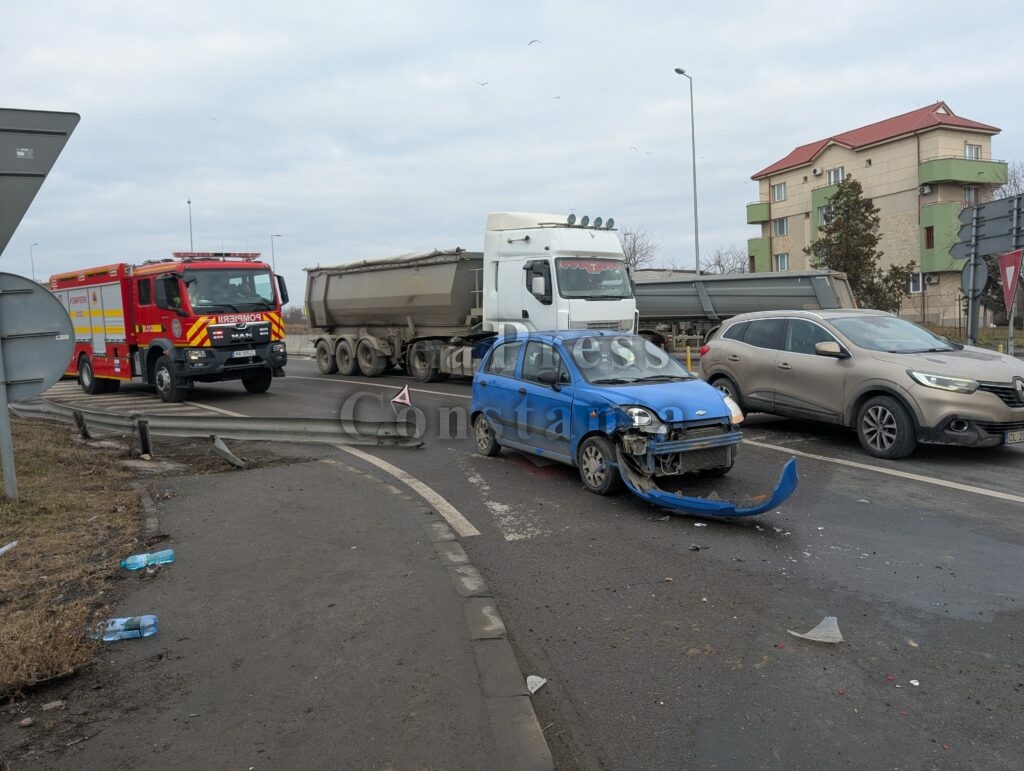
xmin=232 ymin=349 xmax=256 ymax=358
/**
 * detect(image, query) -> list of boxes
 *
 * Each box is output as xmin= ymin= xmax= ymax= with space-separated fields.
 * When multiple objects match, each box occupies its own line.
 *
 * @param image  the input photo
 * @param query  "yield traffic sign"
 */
xmin=998 ymin=249 xmax=1024 ymax=314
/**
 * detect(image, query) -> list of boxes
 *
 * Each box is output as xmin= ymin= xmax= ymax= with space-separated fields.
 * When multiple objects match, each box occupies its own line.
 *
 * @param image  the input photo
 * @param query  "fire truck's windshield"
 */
xmin=183 ymin=268 xmax=276 ymax=312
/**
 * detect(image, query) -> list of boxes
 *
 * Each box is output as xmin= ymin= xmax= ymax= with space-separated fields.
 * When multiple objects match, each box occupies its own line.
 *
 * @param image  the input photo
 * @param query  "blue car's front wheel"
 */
xmin=578 ymin=436 xmax=624 ymax=495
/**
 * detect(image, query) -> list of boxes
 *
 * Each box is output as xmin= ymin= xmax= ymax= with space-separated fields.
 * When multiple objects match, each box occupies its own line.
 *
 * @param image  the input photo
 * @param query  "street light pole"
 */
xmin=270 ymin=233 xmax=282 ymax=274
xmin=30 ymin=243 xmax=38 ymax=282
xmin=187 ymin=199 xmax=194 ymax=251
xmin=674 ymin=67 xmax=701 ymax=275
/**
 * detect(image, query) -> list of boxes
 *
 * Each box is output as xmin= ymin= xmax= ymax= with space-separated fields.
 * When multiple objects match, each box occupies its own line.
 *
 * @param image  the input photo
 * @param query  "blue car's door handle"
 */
xmin=478 ymin=380 xmax=488 ymax=387
xmin=518 ymin=388 xmax=527 ymax=395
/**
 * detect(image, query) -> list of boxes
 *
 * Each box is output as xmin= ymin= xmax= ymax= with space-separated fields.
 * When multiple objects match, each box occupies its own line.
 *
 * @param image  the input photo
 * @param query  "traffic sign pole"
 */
xmin=968 ymin=207 xmax=981 ymax=345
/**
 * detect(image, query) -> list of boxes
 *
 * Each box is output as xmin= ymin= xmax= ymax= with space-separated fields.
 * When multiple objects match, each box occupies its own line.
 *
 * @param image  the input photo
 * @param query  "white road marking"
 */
xmin=287 ymin=375 xmax=471 ymax=400
xmin=467 ymin=470 xmax=547 ymax=541
xmin=745 ymin=438 xmax=1024 ymax=505
xmin=333 ymin=445 xmax=480 ymax=537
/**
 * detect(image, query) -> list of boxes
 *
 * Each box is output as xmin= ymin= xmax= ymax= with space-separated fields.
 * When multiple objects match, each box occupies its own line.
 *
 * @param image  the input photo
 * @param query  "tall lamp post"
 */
xmin=270 ymin=233 xmax=282 ymax=274
xmin=30 ymin=242 xmax=38 ymax=282
xmin=674 ymin=67 xmax=701 ymax=275
xmin=187 ymin=199 xmax=194 ymax=251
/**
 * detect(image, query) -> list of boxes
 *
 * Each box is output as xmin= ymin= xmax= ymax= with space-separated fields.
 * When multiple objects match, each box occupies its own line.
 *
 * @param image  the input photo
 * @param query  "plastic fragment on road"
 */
xmin=91 ymin=615 xmax=158 ymax=641
xmin=615 ymin=449 xmax=799 ymax=518
xmin=0 ymin=540 xmax=17 ymax=557
xmin=120 ymin=549 xmax=175 ymax=570
xmin=526 ymin=675 xmax=547 ymax=694
xmin=787 ymin=616 xmax=844 ymax=644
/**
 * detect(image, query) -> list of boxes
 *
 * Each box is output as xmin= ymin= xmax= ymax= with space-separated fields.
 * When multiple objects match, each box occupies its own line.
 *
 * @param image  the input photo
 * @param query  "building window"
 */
xmin=774 ymin=253 xmax=790 ymax=271
xmin=772 ymin=182 xmax=786 ymax=202
xmin=818 ymin=205 xmax=835 ymax=227
xmin=964 ymin=143 xmax=982 ymax=160
xmin=964 ymin=185 xmax=978 ymax=205
xmin=772 ymin=217 xmax=789 ymax=237
xmin=924 ymin=226 xmax=934 ymax=250
xmin=907 ymin=272 xmax=923 ymax=294
xmin=826 ymin=166 xmax=845 ymax=185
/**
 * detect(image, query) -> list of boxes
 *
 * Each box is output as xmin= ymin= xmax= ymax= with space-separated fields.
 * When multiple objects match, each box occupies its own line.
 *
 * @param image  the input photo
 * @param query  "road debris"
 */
xmin=526 ymin=675 xmax=547 ymax=694
xmin=0 ymin=540 xmax=17 ymax=557
xmin=41 ymin=700 xmax=66 ymax=711
xmin=787 ymin=616 xmax=844 ymax=643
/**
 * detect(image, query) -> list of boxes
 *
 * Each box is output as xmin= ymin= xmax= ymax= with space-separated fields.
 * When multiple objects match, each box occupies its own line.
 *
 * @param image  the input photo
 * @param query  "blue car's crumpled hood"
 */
xmin=592 ymin=379 xmax=731 ymax=422
xmin=615 ymin=447 xmax=799 ymax=517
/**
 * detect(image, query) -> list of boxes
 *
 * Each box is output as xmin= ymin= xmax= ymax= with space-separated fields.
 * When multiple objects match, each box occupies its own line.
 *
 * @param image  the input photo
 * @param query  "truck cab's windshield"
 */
xmin=555 ymin=258 xmax=633 ymax=300
xmin=184 ymin=268 xmax=276 ymax=312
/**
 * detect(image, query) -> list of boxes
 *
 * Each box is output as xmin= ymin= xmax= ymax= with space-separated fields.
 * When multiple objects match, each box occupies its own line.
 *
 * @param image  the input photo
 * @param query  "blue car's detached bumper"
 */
xmin=615 ymin=449 xmax=799 ymax=517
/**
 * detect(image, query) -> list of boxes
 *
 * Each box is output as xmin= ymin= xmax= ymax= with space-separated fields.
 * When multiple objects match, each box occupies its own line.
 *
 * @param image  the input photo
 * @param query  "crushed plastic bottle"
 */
xmin=119 ymin=549 xmax=175 ymax=570
xmin=95 ymin=615 xmax=158 ymax=641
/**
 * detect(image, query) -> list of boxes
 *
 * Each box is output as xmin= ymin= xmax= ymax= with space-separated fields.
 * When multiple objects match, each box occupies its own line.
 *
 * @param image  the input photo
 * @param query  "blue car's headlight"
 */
xmin=624 ymin=406 xmax=656 ymax=426
xmin=722 ymin=395 xmax=744 ymax=425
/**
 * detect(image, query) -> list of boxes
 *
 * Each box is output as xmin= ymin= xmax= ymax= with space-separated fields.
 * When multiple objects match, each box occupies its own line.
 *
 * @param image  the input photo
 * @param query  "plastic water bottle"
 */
xmin=96 ymin=615 xmax=158 ymax=641
xmin=119 ymin=549 xmax=175 ymax=570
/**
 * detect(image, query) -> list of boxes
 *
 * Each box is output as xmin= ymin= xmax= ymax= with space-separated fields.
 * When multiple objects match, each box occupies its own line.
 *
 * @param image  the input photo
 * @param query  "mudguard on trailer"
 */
xmin=615 ymin=448 xmax=799 ymax=517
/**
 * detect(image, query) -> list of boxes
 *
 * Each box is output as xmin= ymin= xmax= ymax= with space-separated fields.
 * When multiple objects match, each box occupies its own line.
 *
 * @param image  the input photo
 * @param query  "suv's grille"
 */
xmin=976 ymin=419 xmax=1024 ymax=434
xmin=977 ymin=381 xmax=1024 ymax=408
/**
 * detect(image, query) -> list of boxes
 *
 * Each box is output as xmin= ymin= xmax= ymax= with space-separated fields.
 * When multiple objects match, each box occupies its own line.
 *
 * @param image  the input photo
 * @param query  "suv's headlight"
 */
xmin=908 ymin=370 xmax=978 ymax=394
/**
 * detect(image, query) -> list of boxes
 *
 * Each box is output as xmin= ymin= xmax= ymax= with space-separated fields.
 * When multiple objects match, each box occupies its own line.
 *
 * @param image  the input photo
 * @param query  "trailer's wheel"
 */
xmin=335 ymin=340 xmax=361 ymax=376
xmin=78 ymin=354 xmax=107 ymax=395
xmin=153 ymin=355 xmax=186 ymax=403
xmin=472 ymin=413 xmax=501 ymax=457
xmin=316 ymin=341 xmax=338 ymax=374
xmin=356 ymin=339 xmax=388 ymax=377
xmin=242 ymin=369 xmax=273 ymax=394
xmin=577 ymin=436 xmax=624 ymax=495
xmin=408 ymin=341 xmax=442 ymax=382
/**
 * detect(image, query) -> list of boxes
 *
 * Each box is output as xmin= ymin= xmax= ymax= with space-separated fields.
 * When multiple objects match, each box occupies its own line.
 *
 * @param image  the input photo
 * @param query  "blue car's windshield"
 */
xmin=566 ymin=335 xmax=692 ymax=383
xmin=829 ymin=315 xmax=957 ymax=353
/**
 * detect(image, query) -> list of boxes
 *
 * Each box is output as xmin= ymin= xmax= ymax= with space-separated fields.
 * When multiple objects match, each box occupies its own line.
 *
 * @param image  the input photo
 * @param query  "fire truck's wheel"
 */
xmin=105 ymin=379 xmax=121 ymax=394
xmin=78 ymin=355 xmax=107 ymax=395
xmin=153 ymin=355 xmax=186 ymax=403
xmin=357 ymin=339 xmax=388 ymax=377
xmin=335 ymin=340 xmax=360 ymax=377
xmin=408 ymin=341 xmax=442 ymax=383
xmin=316 ymin=341 xmax=338 ymax=374
xmin=242 ymin=369 xmax=273 ymax=394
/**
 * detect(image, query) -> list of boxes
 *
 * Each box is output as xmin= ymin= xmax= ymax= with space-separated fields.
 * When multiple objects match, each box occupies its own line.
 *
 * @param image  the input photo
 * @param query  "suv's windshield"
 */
xmin=555 ymin=258 xmax=633 ymax=299
xmin=184 ymin=268 xmax=276 ymax=312
xmin=567 ymin=335 xmax=692 ymax=383
xmin=830 ymin=315 xmax=956 ymax=353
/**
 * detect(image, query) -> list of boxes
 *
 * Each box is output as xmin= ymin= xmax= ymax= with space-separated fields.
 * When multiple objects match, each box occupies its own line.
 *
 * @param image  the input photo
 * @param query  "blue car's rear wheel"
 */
xmin=578 ymin=436 xmax=623 ymax=495
xmin=473 ymin=413 xmax=501 ymax=457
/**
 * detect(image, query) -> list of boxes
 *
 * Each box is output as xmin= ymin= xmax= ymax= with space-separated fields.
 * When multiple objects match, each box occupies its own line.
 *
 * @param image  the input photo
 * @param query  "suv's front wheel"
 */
xmin=856 ymin=395 xmax=917 ymax=459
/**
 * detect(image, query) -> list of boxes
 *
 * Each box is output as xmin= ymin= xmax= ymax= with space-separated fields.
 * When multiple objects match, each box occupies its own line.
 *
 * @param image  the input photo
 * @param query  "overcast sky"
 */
xmin=5 ymin=0 xmax=1023 ymax=305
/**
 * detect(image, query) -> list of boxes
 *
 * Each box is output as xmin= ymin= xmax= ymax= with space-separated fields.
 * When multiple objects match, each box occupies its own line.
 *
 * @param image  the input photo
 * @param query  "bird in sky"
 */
xmin=630 ymin=146 xmax=639 ymax=152
xmin=477 ymin=81 xmax=489 ymax=86
xmin=553 ymin=95 xmax=561 ymax=100
xmin=528 ymin=39 xmax=541 ymax=45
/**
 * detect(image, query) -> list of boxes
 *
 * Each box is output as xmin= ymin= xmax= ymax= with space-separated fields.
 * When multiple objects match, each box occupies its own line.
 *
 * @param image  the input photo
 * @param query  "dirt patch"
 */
xmin=0 ymin=416 xmax=316 ymax=765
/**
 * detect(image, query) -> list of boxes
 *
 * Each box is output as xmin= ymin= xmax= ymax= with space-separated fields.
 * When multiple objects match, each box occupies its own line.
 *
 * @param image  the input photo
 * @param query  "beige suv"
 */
xmin=699 ymin=308 xmax=1024 ymax=458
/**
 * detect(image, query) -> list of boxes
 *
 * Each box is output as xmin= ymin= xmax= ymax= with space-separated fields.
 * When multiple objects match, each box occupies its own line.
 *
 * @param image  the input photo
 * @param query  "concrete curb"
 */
xmin=421 ymin=515 xmax=556 ymax=771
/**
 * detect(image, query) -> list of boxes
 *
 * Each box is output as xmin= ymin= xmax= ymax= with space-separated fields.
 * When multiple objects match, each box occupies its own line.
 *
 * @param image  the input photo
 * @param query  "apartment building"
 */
xmin=747 ymin=102 xmax=1007 ymax=325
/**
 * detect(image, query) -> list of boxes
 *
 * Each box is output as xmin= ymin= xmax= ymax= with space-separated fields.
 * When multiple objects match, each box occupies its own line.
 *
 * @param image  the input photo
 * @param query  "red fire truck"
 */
xmin=50 ymin=252 xmax=288 ymax=402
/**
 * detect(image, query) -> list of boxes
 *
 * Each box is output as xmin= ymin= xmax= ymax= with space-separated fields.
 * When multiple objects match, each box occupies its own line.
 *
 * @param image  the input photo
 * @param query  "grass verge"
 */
xmin=0 ymin=417 xmax=140 ymax=700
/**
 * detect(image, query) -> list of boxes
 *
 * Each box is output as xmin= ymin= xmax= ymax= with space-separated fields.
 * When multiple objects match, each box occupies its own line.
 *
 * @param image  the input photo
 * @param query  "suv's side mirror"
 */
xmin=815 ymin=341 xmax=850 ymax=359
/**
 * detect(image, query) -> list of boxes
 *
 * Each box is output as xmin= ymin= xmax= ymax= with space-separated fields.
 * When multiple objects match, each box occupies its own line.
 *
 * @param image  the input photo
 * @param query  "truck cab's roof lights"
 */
xmin=565 ymin=213 xmax=615 ymax=229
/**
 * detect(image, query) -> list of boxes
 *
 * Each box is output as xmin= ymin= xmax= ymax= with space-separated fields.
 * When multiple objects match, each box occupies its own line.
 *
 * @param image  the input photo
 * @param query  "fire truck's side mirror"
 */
xmin=277 ymin=275 xmax=289 ymax=305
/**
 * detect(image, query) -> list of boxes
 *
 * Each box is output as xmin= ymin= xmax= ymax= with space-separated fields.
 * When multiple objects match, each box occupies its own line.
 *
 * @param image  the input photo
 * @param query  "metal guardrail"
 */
xmin=9 ymin=398 xmax=423 ymax=448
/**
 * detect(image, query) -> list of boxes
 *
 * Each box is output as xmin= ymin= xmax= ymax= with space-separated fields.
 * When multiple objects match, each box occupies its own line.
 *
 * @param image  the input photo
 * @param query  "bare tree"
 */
xmin=992 ymin=160 xmax=1024 ymax=199
xmin=701 ymin=245 xmax=749 ymax=274
xmin=618 ymin=223 xmax=659 ymax=271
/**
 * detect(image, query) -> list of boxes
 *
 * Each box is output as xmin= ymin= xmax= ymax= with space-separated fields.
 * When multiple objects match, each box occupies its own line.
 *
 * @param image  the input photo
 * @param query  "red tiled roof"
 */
xmin=751 ymin=102 xmax=1001 ymax=179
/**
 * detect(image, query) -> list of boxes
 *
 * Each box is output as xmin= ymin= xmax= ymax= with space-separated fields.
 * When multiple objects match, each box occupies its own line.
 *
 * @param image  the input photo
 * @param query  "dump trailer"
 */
xmin=634 ymin=269 xmax=857 ymax=344
xmin=306 ymin=212 xmax=637 ymax=381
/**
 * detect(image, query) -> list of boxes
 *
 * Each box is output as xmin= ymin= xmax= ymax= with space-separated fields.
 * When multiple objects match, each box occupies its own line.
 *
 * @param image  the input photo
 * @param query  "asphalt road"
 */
xmin=48 ymin=361 xmax=1024 ymax=769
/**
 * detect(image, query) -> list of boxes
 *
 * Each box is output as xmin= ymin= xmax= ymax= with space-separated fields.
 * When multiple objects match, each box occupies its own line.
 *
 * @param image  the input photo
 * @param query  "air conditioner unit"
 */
xmin=919 ymin=184 xmax=933 ymax=195
xmin=811 ymin=167 xmax=823 ymax=176
xmin=924 ymin=274 xmax=940 ymax=285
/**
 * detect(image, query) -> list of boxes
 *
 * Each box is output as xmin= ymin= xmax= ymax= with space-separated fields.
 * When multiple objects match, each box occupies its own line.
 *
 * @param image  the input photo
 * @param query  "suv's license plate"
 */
xmin=1006 ymin=429 xmax=1024 ymax=444
xmin=232 ymin=349 xmax=256 ymax=358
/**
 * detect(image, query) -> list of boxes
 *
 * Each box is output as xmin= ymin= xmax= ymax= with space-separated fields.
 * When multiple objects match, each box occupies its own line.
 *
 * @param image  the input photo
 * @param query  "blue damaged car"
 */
xmin=470 ymin=331 xmax=797 ymax=517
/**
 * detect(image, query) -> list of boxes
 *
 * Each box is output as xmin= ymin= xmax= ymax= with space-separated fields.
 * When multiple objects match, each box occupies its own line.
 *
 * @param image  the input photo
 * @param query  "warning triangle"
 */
xmin=391 ymin=385 xmax=412 ymax=409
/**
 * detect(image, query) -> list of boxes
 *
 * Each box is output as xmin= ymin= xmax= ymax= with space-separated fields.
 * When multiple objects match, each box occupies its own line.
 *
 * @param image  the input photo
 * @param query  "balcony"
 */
xmin=919 ymin=156 xmax=1007 ymax=186
xmin=746 ymin=201 xmax=770 ymax=224
xmin=747 ymin=237 xmax=771 ymax=273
